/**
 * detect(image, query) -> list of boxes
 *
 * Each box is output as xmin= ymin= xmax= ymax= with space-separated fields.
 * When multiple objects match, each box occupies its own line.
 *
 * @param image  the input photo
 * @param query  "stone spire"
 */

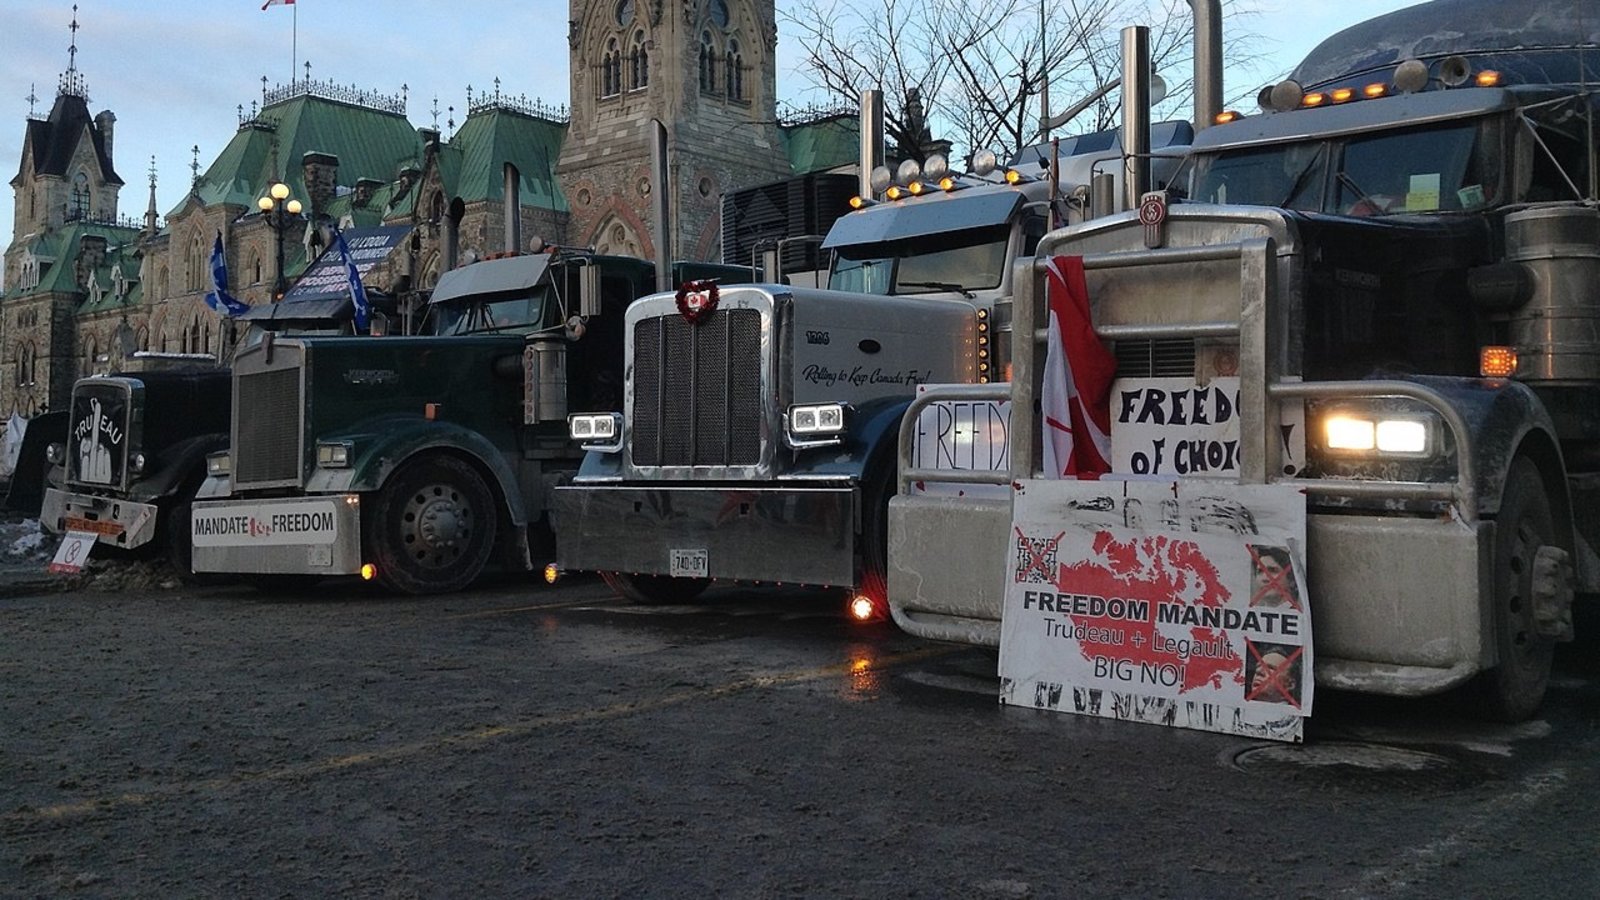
xmin=144 ymin=155 xmax=159 ymax=234
xmin=59 ymin=4 xmax=88 ymax=100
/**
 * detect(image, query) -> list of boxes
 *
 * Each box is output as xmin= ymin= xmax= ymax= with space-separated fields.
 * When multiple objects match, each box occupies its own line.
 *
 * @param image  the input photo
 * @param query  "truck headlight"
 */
xmin=1323 ymin=413 xmax=1433 ymax=456
xmin=45 ymin=443 xmax=65 ymax=465
xmin=130 ymin=452 xmax=147 ymax=474
xmin=786 ymin=402 xmax=849 ymax=449
xmin=206 ymin=451 xmax=231 ymax=476
xmin=568 ymin=412 xmax=623 ymax=452
xmin=316 ymin=441 xmax=352 ymax=468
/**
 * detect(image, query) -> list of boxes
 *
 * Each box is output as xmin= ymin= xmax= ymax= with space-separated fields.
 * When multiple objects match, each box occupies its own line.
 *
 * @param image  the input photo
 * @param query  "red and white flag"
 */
xmin=1041 ymin=255 xmax=1116 ymax=478
xmin=262 ymin=0 xmax=295 ymax=9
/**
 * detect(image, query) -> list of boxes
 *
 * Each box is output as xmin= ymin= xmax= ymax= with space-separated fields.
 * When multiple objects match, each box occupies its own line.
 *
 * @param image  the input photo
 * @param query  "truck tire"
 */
xmin=855 ymin=459 xmax=898 ymax=617
xmin=600 ymin=572 xmax=709 ymax=605
xmin=1474 ymin=458 xmax=1557 ymax=722
xmin=367 ymin=455 xmax=499 ymax=595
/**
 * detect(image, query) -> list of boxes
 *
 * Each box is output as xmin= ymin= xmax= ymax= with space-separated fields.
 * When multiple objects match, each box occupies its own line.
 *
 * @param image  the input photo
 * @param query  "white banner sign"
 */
xmin=908 ymin=384 xmax=1009 ymax=498
xmin=191 ymin=500 xmax=341 ymax=547
xmin=998 ymin=479 xmax=1312 ymax=742
xmin=1111 ymin=377 xmax=1306 ymax=478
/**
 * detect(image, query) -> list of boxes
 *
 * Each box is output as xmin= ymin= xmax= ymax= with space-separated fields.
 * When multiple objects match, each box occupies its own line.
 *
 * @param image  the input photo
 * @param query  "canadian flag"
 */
xmin=1040 ymin=255 xmax=1116 ymax=478
xmin=262 ymin=0 xmax=294 ymax=9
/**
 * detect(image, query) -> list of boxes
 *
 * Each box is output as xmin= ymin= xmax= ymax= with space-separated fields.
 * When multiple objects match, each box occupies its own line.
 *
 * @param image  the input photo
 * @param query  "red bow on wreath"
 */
xmin=675 ymin=280 xmax=720 ymax=325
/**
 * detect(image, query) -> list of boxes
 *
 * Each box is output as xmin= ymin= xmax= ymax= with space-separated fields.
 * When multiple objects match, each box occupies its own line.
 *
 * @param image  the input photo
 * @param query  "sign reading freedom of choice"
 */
xmin=998 ymin=479 xmax=1312 ymax=743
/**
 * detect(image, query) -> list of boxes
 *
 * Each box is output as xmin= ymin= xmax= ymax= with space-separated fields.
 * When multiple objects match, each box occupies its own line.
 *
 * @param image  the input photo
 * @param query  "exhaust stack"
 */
xmin=1121 ymin=26 xmax=1152 ymax=212
xmin=859 ymin=90 xmax=885 ymax=199
xmin=1189 ymin=0 xmax=1223 ymax=129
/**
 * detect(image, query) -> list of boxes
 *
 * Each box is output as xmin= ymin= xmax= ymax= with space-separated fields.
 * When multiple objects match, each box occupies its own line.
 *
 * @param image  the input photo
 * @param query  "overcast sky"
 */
xmin=1 ymin=0 xmax=1422 ymax=271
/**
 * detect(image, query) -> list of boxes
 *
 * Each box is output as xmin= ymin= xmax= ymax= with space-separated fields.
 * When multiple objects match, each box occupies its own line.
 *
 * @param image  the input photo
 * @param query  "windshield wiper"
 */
xmin=898 ymin=280 xmax=975 ymax=299
xmin=1336 ymin=171 xmax=1384 ymax=215
xmin=1277 ymin=145 xmax=1327 ymax=208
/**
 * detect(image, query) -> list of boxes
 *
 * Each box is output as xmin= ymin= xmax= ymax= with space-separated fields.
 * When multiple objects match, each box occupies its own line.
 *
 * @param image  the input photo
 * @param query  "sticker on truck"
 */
xmin=191 ymin=500 xmax=341 ymax=547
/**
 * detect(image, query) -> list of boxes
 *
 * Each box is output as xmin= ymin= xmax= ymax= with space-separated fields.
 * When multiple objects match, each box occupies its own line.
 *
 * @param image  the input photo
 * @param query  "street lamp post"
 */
xmin=257 ymin=181 xmax=303 ymax=300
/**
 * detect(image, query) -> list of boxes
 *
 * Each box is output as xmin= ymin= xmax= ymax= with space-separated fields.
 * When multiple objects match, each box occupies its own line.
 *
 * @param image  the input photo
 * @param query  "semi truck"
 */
xmin=890 ymin=0 xmax=1598 ymax=720
xmin=37 ymin=289 xmax=397 ymax=576
xmin=187 ymin=249 xmax=747 ymax=594
xmin=551 ymin=114 xmax=1193 ymax=609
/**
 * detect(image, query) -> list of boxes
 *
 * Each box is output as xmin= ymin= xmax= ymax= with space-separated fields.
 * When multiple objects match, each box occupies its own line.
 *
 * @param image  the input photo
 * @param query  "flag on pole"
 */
xmin=204 ymin=232 xmax=251 ymax=317
xmin=262 ymin=0 xmax=295 ymax=9
xmin=1040 ymin=255 xmax=1116 ymax=478
xmin=335 ymin=229 xmax=371 ymax=334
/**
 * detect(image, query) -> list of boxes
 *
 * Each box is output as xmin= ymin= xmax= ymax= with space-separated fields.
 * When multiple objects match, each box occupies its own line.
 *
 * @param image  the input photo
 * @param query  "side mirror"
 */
xmin=580 ymin=264 xmax=602 ymax=318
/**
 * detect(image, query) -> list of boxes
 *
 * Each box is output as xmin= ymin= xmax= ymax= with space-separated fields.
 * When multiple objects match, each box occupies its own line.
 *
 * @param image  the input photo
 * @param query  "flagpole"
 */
xmin=292 ymin=2 xmax=298 ymax=85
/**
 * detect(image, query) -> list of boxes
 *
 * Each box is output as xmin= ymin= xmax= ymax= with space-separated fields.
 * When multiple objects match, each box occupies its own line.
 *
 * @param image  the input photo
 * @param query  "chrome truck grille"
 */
xmin=67 ymin=379 xmax=134 ymax=491
xmin=232 ymin=351 xmax=304 ymax=489
xmin=630 ymin=308 xmax=763 ymax=467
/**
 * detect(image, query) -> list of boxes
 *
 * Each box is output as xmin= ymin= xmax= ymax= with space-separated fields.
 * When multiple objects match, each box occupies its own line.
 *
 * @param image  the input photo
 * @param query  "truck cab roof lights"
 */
xmin=1331 ymin=87 xmax=1355 ymax=103
xmin=907 ymin=180 xmax=926 ymax=196
xmin=1261 ymin=80 xmax=1304 ymax=113
xmin=848 ymin=195 xmax=877 ymax=209
xmin=1475 ymin=70 xmax=1501 ymax=87
xmin=1301 ymin=92 xmax=1328 ymax=108
xmin=1213 ymin=110 xmax=1242 ymax=124
xmin=1394 ymin=58 xmax=1431 ymax=92
xmin=923 ymin=154 xmax=950 ymax=181
xmin=868 ymin=165 xmax=893 ymax=195
xmin=938 ymin=176 xmax=959 ymax=192
xmin=1363 ymin=83 xmax=1388 ymax=99
xmin=970 ymin=149 xmax=999 ymax=178
xmin=897 ymin=159 xmax=923 ymax=185
xmin=885 ymin=185 xmax=907 ymax=201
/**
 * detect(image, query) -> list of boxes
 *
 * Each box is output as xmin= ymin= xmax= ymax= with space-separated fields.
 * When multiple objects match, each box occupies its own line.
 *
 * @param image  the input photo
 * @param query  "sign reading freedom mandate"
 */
xmin=998 ymin=479 xmax=1312 ymax=742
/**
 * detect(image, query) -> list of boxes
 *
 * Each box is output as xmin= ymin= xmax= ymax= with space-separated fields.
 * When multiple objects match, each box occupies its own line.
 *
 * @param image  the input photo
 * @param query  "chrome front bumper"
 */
xmin=888 ymin=496 xmax=1494 ymax=697
xmin=40 ymin=487 xmax=160 ymax=550
xmin=190 ymin=494 xmax=364 ymax=575
xmin=554 ymin=483 xmax=858 ymax=587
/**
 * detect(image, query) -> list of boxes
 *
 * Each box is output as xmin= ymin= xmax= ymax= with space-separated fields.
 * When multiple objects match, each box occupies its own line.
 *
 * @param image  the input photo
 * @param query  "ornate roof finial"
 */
xmin=26 ymin=83 xmax=38 ymax=118
xmin=494 ymin=77 xmax=502 ymax=102
xmin=58 ymin=4 xmax=89 ymax=100
xmin=262 ymin=75 xmax=269 ymax=105
xmin=401 ymin=83 xmax=409 ymax=112
xmin=304 ymin=60 xmax=312 ymax=83
xmin=190 ymin=144 xmax=201 ymax=193
xmin=447 ymin=105 xmax=455 ymax=139
xmin=148 ymin=155 xmax=158 ymax=189
xmin=431 ymin=95 xmax=440 ymax=129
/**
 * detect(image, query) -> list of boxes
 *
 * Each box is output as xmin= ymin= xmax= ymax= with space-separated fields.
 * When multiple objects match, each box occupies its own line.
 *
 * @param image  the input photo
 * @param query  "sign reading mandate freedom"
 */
xmin=998 ymin=479 xmax=1312 ymax=742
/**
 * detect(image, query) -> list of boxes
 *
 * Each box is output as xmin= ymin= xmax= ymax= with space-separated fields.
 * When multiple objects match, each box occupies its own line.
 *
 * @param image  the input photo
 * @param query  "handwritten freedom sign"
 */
xmin=998 ymin=479 xmax=1312 ymax=742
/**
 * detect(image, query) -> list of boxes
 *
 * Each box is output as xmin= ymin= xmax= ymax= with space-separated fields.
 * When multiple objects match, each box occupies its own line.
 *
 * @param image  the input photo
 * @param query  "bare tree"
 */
xmin=782 ymin=0 xmax=1267 ymax=166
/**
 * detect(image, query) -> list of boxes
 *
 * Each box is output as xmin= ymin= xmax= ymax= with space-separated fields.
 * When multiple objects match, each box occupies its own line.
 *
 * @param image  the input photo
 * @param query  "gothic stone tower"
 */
xmin=557 ymin=0 xmax=791 ymax=264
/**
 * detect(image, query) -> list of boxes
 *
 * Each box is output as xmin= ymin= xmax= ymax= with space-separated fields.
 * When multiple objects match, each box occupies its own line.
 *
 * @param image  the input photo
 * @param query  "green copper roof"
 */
xmin=447 ymin=106 xmax=568 ymax=212
xmin=10 ymin=221 xmax=142 ymax=298
xmin=782 ymin=115 xmax=859 ymax=175
xmin=183 ymin=93 xmax=423 ymax=215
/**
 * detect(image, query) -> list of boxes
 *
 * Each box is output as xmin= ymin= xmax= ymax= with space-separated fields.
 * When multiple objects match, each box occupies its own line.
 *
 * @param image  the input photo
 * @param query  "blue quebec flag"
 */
xmin=335 ymin=229 xmax=371 ymax=333
xmin=204 ymin=231 xmax=251 ymax=316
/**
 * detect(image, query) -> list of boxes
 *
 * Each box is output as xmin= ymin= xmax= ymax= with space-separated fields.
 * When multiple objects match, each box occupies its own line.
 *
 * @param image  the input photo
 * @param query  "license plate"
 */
xmin=669 ymin=548 xmax=708 ymax=578
xmin=64 ymin=516 xmax=122 ymax=537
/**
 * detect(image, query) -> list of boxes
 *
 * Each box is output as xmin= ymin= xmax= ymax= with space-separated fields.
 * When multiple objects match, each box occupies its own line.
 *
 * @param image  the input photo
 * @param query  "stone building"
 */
xmin=1 ymin=0 xmax=856 ymax=417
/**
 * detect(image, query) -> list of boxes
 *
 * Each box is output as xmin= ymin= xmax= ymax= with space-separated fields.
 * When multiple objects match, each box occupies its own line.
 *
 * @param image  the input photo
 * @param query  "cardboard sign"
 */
xmin=908 ymin=384 xmax=1010 ymax=498
xmin=998 ymin=479 xmax=1312 ymax=742
xmin=1111 ymin=377 xmax=1306 ymax=478
xmin=48 ymin=530 xmax=97 ymax=574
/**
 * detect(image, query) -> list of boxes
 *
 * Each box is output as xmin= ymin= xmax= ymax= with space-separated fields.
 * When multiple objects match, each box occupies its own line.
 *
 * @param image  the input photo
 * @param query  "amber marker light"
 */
xmin=543 ymin=563 xmax=560 ymax=584
xmin=360 ymin=563 xmax=377 ymax=581
xmin=1302 ymin=92 xmax=1327 ymax=107
xmin=1331 ymin=88 xmax=1355 ymax=103
xmin=1480 ymin=345 xmax=1518 ymax=377
xmin=1363 ymin=83 xmax=1388 ymax=99
xmin=1214 ymin=110 xmax=1240 ymax=124
xmin=849 ymin=595 xmax=877 ymax=622
xmin=1004 ymin=169 xmax=1023 ymax=185
xmin=908 ymin=180 xmax=926 ymax=196
xmin=1476 ymin=70 xmax=1501 ymax=87
xmin=849 ymin=195 xmax=867 ymax=209
xmin=886 ymin=185 xmax=905 ymax=200
xmin=938 ymin=176 xmax=957 ymax=191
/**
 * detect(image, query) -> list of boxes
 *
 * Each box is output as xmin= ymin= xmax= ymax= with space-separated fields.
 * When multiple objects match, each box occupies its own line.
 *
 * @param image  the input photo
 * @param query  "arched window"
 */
xmin=726 ymin=39 xmax=743 ymax=100
xmin=629 ymin=31 xmax=649 ymax=90
xmin=601 ymin=38 xmax=622 ymax=98
xmin=187 ymin=235 xmax=206 ymax=292
xmin=70 ymin=172 xmax=90 ymax=220
xmin=708 ymin=0 xmax=729 ymax=28
xmin=699 ymin=32 xmax=717 ymax=94
xmin=248 ymin=252 xmax=262 ymax=285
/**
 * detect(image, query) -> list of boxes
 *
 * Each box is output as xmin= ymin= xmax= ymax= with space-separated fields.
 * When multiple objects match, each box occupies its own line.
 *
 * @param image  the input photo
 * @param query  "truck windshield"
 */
xmin=1182 ymin=119 xmax=1497 ymax=216
xmin=429 ymin=290 xmax=549 ymax=336
xmin=829 ymin=224 xmax=1010 ymax=295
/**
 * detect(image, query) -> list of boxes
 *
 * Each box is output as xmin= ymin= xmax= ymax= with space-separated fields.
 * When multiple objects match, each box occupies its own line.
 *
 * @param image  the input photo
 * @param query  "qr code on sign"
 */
xmin=1013 ymin=532 xmax=1061 ymax=584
